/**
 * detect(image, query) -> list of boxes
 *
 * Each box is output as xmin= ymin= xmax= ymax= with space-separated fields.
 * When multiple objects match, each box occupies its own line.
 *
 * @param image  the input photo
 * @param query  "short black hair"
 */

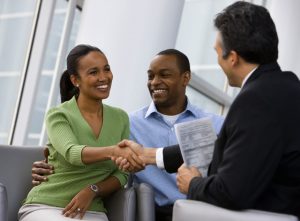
xmin=214 ymin=1 xmax=278 ymax=64
xmin=157 ymin=49 xmax=191 ymax=73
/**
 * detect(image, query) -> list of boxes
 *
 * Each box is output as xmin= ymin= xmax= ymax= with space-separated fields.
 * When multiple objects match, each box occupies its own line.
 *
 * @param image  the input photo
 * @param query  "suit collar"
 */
xmin=243 ymin=62 xmax=281 ymax=87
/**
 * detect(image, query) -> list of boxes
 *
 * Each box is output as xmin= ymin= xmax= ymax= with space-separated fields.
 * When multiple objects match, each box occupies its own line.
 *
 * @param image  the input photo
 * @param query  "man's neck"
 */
xmin=156 ymin=97 xmax=187 ymax=116
xmin=235 ymin=62 xmax=259 ymax=87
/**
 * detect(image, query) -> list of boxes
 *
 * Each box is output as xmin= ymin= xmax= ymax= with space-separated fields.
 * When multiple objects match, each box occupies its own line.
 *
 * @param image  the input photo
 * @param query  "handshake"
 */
xmin=111 ymin=139 xmax=157 ymax=173
xmin=32 ymin=140 xmax=157 ymax=186
xmin=32 ymin=140 xmax=201 ymax=194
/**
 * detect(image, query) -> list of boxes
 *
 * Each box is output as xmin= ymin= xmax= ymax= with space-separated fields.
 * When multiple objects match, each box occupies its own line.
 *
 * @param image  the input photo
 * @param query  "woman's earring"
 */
xmin=76 ymin=84 xmax=79 ymax=87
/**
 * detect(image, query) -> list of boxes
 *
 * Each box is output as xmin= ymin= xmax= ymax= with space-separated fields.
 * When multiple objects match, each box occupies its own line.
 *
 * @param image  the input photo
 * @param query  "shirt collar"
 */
xmin=241 ymin=66 xmax=258 ymax=88
xmin=145 ymin=101 xmax=158 ymax=118
xmin=144 ymin=97 xmax=198 ymax=118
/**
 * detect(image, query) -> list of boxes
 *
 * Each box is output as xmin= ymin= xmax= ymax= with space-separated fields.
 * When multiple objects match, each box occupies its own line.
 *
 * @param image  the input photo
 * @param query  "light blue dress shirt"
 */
xmin=129 ymin=99 xmax=224 ymax=206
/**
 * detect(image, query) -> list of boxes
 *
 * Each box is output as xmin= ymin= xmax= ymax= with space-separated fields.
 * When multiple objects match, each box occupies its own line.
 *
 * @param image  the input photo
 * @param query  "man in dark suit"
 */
xmin=118 ymin=1 xmax=300 ymax=218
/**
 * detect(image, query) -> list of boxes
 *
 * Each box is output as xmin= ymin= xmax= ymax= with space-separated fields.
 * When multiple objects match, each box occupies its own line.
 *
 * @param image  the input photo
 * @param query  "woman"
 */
xmin=18 ymin=44 xmax=140 ymax=221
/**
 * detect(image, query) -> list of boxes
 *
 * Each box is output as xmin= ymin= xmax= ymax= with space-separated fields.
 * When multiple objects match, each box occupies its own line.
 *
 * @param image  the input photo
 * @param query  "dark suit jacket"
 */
xmin=163 ymin=63 xmax=300 ymax=217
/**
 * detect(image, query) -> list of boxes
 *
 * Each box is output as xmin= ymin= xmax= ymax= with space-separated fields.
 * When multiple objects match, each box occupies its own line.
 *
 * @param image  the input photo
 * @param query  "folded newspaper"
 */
xmin=174 ymin=117 xmax=217 ymax=176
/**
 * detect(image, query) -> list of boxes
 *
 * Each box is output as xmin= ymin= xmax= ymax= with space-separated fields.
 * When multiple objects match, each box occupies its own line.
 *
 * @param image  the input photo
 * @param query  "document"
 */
xmin=174 ymin=117 xmax=217 ymax=176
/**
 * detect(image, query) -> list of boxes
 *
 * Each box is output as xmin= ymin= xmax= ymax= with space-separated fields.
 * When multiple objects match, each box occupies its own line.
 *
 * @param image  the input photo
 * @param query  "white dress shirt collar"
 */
xmin=241 ymin=66 xmax=258 ymax=88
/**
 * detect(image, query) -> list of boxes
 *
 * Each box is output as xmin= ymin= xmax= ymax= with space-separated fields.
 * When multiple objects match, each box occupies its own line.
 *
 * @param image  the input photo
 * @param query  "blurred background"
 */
xmin=0 ymin=0 xmax=299 ymax=146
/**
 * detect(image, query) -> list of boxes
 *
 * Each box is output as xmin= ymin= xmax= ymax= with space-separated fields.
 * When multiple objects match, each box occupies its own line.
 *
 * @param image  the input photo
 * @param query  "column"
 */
xmin=76 ymin=0 xmax=184 ymax=112
xmin=269 ymin=0 xmax=300 ymax=78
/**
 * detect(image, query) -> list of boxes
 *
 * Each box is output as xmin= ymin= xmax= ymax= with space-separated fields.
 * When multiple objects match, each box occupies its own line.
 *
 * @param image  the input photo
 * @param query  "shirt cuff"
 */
xmin=156 ymin=148 xmax=165 ymax=169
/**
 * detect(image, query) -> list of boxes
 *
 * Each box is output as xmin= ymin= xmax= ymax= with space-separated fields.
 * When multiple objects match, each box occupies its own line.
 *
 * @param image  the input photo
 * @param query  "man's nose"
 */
xmin=151 ymin=75 xmax=161 ymax=85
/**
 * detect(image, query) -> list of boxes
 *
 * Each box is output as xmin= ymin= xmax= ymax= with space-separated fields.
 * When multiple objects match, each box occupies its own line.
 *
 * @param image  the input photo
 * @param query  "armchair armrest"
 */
xmin=135 ymin=183 xmax=155 ymax=221
xmin=104 ymin=186 xmax=136 ymax=221
xmin=0 ymin=183 xmax=8 ymax=221
xmin=172 ymin=200 xmax=298 ymax=221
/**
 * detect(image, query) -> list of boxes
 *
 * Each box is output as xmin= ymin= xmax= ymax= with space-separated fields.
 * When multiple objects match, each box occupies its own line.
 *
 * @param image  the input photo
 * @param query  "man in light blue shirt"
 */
xmin=130 ymin=49 xmax=224 ymax=221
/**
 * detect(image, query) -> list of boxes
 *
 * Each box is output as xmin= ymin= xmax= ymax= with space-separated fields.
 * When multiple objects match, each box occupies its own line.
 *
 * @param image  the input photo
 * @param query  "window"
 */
xmin=25 ymin=0 xmax=81 ymax=145
xmin=176 ymin=0 xmax=241 ymax=116
xmin=0 ymin=0 xmax=38 ymax=144
xmin=0 ymin=0 xmax=81 ymax=145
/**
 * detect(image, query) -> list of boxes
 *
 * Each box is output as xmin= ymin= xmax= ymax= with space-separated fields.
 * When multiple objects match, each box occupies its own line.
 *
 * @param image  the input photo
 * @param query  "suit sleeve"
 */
xmin=187 ymin=90 xmax=284 ymax=209
xmin=163 ymin=144 xmax=184 ymax=173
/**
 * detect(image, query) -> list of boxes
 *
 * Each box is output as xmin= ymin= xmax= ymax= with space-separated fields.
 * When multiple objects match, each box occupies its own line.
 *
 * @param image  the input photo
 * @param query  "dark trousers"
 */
xmin=155 ymin=204 xmax=173 ymax=221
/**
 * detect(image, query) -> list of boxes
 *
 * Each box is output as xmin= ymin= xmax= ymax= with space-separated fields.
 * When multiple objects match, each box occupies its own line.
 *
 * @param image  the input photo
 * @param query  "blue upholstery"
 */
xmin=172 ymin=199 xmax=298 ymax=221
xmin=135 ymin=183 xmax=155 ymax=221
xmin=0 ymin=145 xmax=137 ymax=221
xmin=0 ymin=146 xmax=43 ymax=221
xmin=0 ymin=182 xmax=8 ymax=221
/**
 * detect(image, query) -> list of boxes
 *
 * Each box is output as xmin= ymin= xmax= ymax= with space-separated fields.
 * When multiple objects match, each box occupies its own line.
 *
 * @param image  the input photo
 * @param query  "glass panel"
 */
xmin=0 ymin=0 xmax=38 ymax=144
xmin=176 ymin=0 xmax=237 ymax=66
xmin=176 ymin=0 xmax=238 ymax=115
xmin=186 ymin=86 xmax=222 ymax=115
xmin=193 ymin=67 xmax=226 ymax=90
xmin=227 ymin=85 xmax=240 ymax=98
xmin=25 ymin=1 xmax=81 ymax=145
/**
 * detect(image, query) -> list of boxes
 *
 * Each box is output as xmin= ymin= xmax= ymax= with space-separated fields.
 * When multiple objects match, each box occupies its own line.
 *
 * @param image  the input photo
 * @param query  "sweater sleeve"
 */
xmin=46 ymin=107 xmax=85 ymax=166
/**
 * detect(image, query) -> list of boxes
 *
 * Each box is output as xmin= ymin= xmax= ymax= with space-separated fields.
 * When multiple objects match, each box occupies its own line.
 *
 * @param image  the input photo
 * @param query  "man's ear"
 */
xmin=229 ymin=50 xmax=239 ymax=66
xmin=182 ymin=71 xmax=191 ymax=86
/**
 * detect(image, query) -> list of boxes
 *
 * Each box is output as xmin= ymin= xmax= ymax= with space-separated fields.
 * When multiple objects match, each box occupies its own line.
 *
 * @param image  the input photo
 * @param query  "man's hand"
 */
xmin=176 ymin=164 xmax=202 ymax=194
xmin=31 ymin=160 xmax=54 ymax=186
xmin=112 ymin=140 xmax=145 ymax=172
xmin=111 ymin=140 xmax=145 ymax=172
xmin=112 ymin=140 xmax=158 ymax=172
xmin=31 ymin=148 xmax=53 ymax=186
xmin=62 ymin=186 xmax=95 ymax=219
xmin=118 ymin=139 xmax=144 ymax=155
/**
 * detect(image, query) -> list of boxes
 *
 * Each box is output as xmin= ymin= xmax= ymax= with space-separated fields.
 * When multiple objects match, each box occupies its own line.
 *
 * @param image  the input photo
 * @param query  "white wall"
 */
xmin=76 ymin=0 xmax=185 ymax=112
xmin=269 ymin=0 xmax=300 ymax=78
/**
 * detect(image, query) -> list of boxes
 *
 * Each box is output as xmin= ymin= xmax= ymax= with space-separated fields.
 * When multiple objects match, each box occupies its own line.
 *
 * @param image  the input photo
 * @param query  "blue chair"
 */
xmin=172 ymin=199 xmax=298 ymax=221
xmin=0 ymin=145 xmax=137 ymax=221
xmin=0 ymin=182 xmax=8 ymax=221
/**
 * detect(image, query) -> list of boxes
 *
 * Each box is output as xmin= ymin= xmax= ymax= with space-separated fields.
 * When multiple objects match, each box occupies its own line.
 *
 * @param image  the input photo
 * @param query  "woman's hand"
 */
xmin=62 ymin=186 xmax=96 ymax=219
xmin=111 ymin=140 xmax=145 ymax=171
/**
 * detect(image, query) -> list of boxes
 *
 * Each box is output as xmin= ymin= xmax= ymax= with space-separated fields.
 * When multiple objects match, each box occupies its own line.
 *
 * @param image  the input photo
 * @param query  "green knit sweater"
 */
xmin=24 ymin=97 xmax=129 ymax=213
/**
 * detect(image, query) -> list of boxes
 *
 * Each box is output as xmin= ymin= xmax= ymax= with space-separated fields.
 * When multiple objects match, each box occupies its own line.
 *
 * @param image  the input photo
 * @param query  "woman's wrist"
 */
xmin=109 ymin=145 xmax=118 ymax=158
xmin=89 ymin=184 xmax=101 ymax=197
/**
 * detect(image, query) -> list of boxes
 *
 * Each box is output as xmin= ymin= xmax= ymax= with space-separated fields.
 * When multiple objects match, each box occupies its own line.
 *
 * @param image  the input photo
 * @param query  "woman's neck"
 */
xmin=77 ymin=95 xmax=102 ymax=115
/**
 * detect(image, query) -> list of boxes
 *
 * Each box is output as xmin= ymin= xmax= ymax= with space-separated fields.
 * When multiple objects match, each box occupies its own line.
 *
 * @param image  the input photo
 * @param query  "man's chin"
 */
xmin=153 ymin=99 xmax=167 ymax=107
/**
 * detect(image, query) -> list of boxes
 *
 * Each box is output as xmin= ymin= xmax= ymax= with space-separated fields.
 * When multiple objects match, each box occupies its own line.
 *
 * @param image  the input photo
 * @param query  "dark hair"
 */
xmin=60 ymin=44 xmax=103 ymax=102
xmin=214 ymin=1 xmax=278 ymax=64
xmin=157 ymin=49 xmax=191 ymax=73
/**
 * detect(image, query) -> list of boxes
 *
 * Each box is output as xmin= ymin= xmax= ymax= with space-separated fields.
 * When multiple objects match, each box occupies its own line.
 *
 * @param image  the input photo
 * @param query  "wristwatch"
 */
xmin=89 ymin=184 xmax=100 ymax=195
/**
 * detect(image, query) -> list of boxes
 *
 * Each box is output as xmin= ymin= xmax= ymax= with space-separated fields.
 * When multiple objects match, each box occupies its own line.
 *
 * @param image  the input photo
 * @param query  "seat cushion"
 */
xmin=172 ymin=200 xmax=298 ymax=221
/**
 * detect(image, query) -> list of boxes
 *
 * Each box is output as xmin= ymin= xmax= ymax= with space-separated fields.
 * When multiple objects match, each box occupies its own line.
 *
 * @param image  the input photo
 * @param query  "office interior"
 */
xmin=1 ymin=1 xmax=300 ymax=221
xmin=1 ymin=0 xmax=299 ymax=146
